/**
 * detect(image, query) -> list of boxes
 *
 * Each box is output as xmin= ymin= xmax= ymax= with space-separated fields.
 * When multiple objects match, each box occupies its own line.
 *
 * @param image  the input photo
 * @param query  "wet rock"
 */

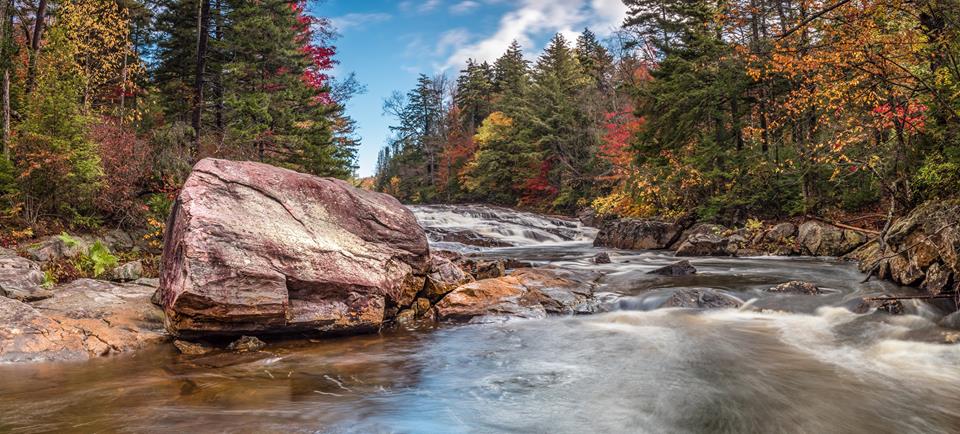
xmin=661 ymin=289 xmax=743 ymax=309
xmin=847 ymin=297 xmax=906 ymax=315
xmin=941 ymin=311 xmax=960 ymax=330
xmin=227 ymin=336 xmax=266 ymax=353
xmin=462 ymin=258 xmax=506 ymax=280
xmin=159 ymin=159 xmax=430 ymax=337
xmin=675 ymin=233 xmax=731 ymax=257
xmin=767 ymin=281 xmax=821 ymax=295
xmin=1 ymin=279 xmax=166 ymax=362
xmin=432 ymin=229 xmax=513 ymax=248
xmin=577 ymin=207 xmax=605 ymax=228
xmin=0 ymin=251 xmax=50 ymax=302
xmin=435 ymin=268 xmax=597 ymax=322
xmin=593 ymin=252 xmax=611 ymax=264
xmin=647 ymin=260 xmax=697 ymax=276
xmin=503 ymin=258 xmax=534 ymax=269
xmin=174 ymin=339 xmax=214 ymax=356
xmin=422 ymin=255 xmax=475 ymax=302
xmin=594 ymin=218 xmax=683 ymax=250
xmin=798 ymin=221 xmax=867 ymax=257
xmin=110 ymin=260 xmax=143 ymax=282
xmin=673 ymin=223 xmax=726 ymax=249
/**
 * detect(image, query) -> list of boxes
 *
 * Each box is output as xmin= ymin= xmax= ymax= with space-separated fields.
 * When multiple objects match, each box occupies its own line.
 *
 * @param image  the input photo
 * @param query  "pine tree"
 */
xmin=454 ymin=59 xmax=494 ymax=131
xmin=492 ymin=40 xmax=529 ymax=113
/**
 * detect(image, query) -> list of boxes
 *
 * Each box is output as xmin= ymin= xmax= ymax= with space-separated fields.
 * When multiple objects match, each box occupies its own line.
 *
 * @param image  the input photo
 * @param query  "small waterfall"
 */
xmin=410 ymin=204 xmax=597 ymax=248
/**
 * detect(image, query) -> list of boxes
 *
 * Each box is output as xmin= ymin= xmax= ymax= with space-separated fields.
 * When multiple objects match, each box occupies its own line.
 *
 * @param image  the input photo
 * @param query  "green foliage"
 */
xmin=87 ymin=241 xmax=118 ymax=277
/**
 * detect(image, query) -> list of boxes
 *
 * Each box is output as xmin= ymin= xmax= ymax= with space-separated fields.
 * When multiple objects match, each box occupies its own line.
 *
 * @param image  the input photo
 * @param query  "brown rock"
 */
xmin=1 ymin=279 xmax=165 ymax=362
xmin=227 ymin=336 xmax=266 ymax=353
xmin=798 ymin=221 xmax=866 ymax=256
xmin=889 ymin=253 xmax=924 ymax=286
xmin=594 ymin=219 xmax=683 ymax=250
xmin=435 ymin=269 xmax=596 ymax=322
xmin=593 ymin=252 xmax=611 ymax=264
xmin=764 ymin=223 xmax=797 ymax=243
xmin=922 ymin=262 xmax=952 ymax=295
xmin=174 ymin=339 xmax=214 ymax=355
xmin=422 ymin=255 xmax=474 ymax=302
xmin=159 ymin=159 xmax=430 ymax=337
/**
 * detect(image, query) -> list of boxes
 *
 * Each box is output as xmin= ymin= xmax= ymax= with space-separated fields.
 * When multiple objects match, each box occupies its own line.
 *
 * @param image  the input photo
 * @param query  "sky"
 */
xmin=310 ymin=0 xmax=630 ymax=177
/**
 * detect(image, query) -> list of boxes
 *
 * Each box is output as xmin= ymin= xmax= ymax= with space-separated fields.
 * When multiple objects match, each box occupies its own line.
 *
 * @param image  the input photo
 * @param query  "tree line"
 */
xmin=0 ymin=0 xmax=359 ymax=239
xmin=375 ymin=0 xmax=960 ymax=224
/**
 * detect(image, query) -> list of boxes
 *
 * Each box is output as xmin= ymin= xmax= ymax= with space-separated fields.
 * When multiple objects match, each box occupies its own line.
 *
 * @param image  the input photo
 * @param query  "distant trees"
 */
xmin=0 ymin=0 xmax=359 ymax=234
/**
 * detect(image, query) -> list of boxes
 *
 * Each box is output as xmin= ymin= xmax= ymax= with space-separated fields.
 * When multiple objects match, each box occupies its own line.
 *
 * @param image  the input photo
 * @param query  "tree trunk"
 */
xmin=191 ymin=0 xmax=211 ymax=161
xmin=25 ymin=0 xmax=47 ymax=95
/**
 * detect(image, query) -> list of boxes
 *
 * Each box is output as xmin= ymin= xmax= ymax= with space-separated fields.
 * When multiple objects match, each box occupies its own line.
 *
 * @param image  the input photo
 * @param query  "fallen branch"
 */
xmin=803 ymin=214 xmax=881 ymax=235
xmin=865 ymin=294 xmax=957 ymax=302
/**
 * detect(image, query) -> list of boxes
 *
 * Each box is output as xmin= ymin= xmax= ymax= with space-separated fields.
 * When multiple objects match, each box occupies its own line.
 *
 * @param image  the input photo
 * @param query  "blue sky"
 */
xmin=311 ymin=0 xmax=629 ymax=177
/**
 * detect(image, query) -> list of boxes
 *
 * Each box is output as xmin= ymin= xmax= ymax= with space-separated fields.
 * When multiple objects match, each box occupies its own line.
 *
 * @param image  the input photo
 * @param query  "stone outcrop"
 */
xmin=421 ymin=254 xmax=475 ymax=302
xmin=851 ymin=200 xmax=959 ymax=294
xmin=661 ymin=289 xmax=743 ymax=309
xmin=0 ymin=248 xmax=50 ymax=302
xmin=159 ymin=158 xmax=430 ymax=337
xmin=675 ymin=233 xmax=732 ymax=257
xmin=798 ymin=221 xmax=868 ymax=257
xmin=1 ymin=279 xmax=165 ymax=362
xmin=594 ymin=219 xmax=683 ymax=250
xmin=434 ymin=268 xmax=598 ymax=322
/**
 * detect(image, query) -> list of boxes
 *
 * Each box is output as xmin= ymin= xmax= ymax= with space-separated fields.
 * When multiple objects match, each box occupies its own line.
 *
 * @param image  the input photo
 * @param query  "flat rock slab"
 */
xmin=1 ymin=279 xmax=165 ymax=362
xmin=435 ymin=268 xmax=599 ymax=322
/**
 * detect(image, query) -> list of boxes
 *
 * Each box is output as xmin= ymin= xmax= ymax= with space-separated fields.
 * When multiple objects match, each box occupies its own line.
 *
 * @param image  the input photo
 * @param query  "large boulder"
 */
xmin=1 ymin=279 xmax=164 ymax=362
xmin=434 ymin=269 xmax=597 ymax=322
xmin=675 ymin=233 xmax=732 ymax=257
xmin=159 ymin=159 xmax=430 ymax=337
xmin=797 ymin=221 xmax=867 ymax=256
xmin=594 ymin=219 xmax=683 ymax=250
xmin=0 ymin=249 xmax=50 ymax=302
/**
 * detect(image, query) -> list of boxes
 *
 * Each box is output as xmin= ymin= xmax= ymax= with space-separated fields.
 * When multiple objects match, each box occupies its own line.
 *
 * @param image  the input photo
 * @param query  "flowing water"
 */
xmin=2 ymin=205 xmax=960 ymax=433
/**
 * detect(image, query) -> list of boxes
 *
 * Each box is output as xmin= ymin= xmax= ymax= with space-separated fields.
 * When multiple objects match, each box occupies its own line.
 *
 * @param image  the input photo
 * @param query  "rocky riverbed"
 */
xmin=1 ymin=160 xmax=959 ymax=432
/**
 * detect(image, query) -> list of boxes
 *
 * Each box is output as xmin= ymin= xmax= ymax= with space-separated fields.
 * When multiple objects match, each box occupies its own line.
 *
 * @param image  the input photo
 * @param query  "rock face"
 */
xmin=594 ymin=219 xmax=683 ymax=250
xmin=0 ymin=249 xmax=50 ymax=302
xmin=852 ymin=200 xmax=960 ymax=293
xmin=434 ymin=269 xmax=597 ymax=322
xmin=648 ymin=260 xmax=697 ymax=276
xmin=798 ymin=221 xmax=867 ymax=256
xmin=675 ymin=233 xmax=732 ymax=257
xmin=421 ymin=255 xmax=475 ymax=302
xmin=159 ymin=159 xmax=430 ymax=337
xmin=1 ymin=279 xmax=165 ymax=362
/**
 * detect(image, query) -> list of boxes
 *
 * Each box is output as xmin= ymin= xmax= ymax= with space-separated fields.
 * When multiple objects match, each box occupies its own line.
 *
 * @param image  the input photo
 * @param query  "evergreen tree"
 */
xmin=492 ymin=40 xmax=529 ymax=113
xmin=454 ymin=59 xmax=494 ymax=131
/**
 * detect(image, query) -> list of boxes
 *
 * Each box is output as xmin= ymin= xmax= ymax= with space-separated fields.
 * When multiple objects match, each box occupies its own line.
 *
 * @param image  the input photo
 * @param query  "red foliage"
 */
xmin=91 ymin=117 xmax=151 ymax=223
xmin=520 ymin=159 xmax=558 ymax=206
xmin=291 ymin=0 xmax=337 ymax=104
xmin=871 ymin=101 xmax=927 ymax=133
xmin=599 ymin=106 xmax=644 ymax=183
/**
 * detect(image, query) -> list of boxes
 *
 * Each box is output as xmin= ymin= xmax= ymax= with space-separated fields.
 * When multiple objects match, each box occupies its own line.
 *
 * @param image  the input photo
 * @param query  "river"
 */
xmin=1 ymin=205 xmax=959 ymax=433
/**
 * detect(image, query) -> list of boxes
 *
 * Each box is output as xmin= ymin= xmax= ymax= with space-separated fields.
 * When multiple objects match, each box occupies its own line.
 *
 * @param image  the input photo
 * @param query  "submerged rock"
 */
xmin=435 ymin=268 xmax=597 ymax=322
xmin=227 ymin=336 xmax=266 ymax=353
xmin=594 ymin=219 xmax=683 ymax=250
xmin=661 ymin=289 xmax=743 ymax=309
xmin=593 ymin=252 xmax=612 ymax=264
xmin=767 ymin=281 xmax=822 ymax=295
xmin=159 ymin=159 xmax=430 ymax=337
xmin=648 ymin=260 xmax=697 ymax=276
xmin=174 ymin=339 xmax=214 ymax=356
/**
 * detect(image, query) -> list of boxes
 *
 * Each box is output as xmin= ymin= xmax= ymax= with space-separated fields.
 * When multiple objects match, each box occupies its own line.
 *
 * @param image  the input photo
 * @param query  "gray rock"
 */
xmin=110 ymin=260 xmax=143 ymax=282
xmin=661 ymin=289 xmax=743 ymax=309
xmin=675 ymin=233 xmax=731 ymax=257
xmin=0 ymin=253 xmax=50 ymax=302
xmin=764 ymin=222 xmax=797 ymax=243
xmin=648 ymin=260 xmax=697 ymax=276
xmin=594 ymin=219 xmax=683 ymax=250
xmin=798 ymin=221 xmax=867 ymax=256
xmin=593 ymin=252 xmax=611 ymax=264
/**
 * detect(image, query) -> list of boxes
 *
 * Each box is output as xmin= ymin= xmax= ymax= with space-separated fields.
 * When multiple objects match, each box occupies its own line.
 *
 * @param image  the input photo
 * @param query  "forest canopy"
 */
xmin=374 ymin=0 xmax=960 ymax=224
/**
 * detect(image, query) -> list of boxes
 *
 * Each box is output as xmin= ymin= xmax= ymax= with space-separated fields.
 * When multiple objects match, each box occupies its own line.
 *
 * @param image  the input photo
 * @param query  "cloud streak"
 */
xmin=441 ymin=0 xmax=628 ymax=71
xmin=331 ymin=12 xmax=393 ymax=33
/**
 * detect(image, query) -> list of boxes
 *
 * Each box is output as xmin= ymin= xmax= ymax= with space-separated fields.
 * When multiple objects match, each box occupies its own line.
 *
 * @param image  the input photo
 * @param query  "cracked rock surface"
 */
xmin=160 ymin=158 xmax=430 ymax=337
xmin=1 ymin=279 xmax=165 ymax=362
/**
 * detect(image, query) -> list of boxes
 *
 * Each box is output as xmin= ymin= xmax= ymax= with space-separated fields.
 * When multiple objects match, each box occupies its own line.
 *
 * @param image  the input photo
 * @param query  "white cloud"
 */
xmin=400 ymin=0 xmax=444 ymax=13
xmin=440 ymin=0 xmax=629 ymax=71
xmin=330 ymin=13 xmax=393 ymax=32
xmin=435 ymin=28 xmax=472 ymax=56
xmin=450 ymin=0 xmax=480 ymax=14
